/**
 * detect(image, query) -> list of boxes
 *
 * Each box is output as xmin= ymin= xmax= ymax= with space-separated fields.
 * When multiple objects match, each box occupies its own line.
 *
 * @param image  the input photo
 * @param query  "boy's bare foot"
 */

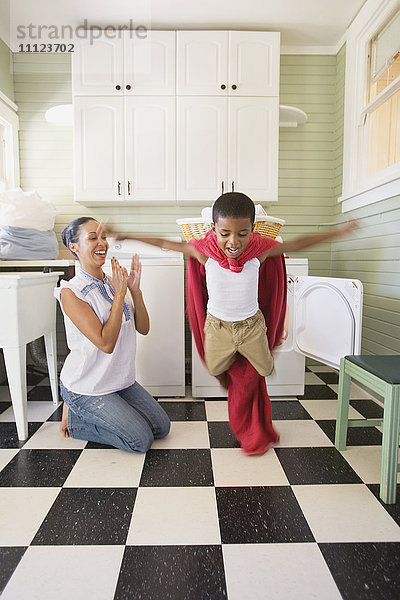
xmin=216 ymin=372 xmax=229 ymax=389
xmin=60 ymin=402 xmax=70 ymax=438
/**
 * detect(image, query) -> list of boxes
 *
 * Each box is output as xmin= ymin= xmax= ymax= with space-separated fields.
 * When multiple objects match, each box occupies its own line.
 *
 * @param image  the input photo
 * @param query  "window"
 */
xmin=340 ymin=0 xmax=400 ymax=212
xmin=366 ymin=10 xmax=400 ymax=177
xmin=0 ymin=99 xmax=19 ymax=191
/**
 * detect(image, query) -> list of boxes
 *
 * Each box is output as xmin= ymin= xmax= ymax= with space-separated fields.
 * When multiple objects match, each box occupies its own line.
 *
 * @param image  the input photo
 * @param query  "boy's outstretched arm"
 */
xmin=102 ymin=223 xmax=207 ymax=264
xmin=265 ymin=221 xmax=359 ymax=258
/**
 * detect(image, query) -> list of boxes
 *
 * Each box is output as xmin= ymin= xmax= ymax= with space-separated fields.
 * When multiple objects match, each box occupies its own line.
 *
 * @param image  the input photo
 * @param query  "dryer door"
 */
xmin=293 ymin=276 xmax=363 ymax=370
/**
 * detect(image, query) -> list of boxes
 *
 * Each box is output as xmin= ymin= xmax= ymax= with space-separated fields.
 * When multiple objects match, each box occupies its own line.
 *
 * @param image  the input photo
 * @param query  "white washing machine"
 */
xmin=191 ymin=258 xmax=363 ymax=398
xmin=76 ymin=238 xmax=185 ymax=397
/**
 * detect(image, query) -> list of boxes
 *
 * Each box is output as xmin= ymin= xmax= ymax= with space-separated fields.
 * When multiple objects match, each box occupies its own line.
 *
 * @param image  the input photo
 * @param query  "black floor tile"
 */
xmin=0 ymin=547 xmax=27 ymax=594
xmin=140 ymin=449 xmax=214 ymax=486
xmin=205 ymin=396 xmax=228 ymax=401
xmin=0 ymin=449 xmax=81 ymax=486
xmin=0 ymin=422 xmax=42 ymax=449
xmin=208 ymin=422 xmax=240 ymax=448
xmin=275 ymin=447 xmax=362 ymax=485
xmin=85 ymin=441 xmax=115 ymax=449
xmin=0 ymin=402 xmax=11 ymax=415
xmin=314 ymin=372 xmax=339 ymax=384
xmin=216 ymin=486 xmax=314 ymax=544
xmin=26 ymin=372 xmax=47 ymax=386
xmin=297 ymin=385 xmax=338 ymax=400
xmin=319 ymin=542 xmax=400 ymax=600
xmin=32 ymin=487 xmax=136 ymax=545
xmin=159 ymin=401 xmax=206 ymax=421
xmin=115 ymin=545 xmax=227 ymax=600
xmin=316 ymin=420 xmax=383 ymax=446
xmin=271 ymin=400 xmax=312 ymax=420
xmin=367 ymin=484 xmax=400 ymax=526
xmin=351 ymin=399 xmax=384 ymax=419
xmin=46 ymin=404 xmax=63 ymax=422
xmin=27 ymin=386 xmax=53 ymax=402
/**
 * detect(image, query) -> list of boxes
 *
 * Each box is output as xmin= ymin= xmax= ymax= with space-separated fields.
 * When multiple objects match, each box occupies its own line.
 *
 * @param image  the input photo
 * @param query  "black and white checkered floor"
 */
xmin=0 ymin=366 xmax=399 ymax=600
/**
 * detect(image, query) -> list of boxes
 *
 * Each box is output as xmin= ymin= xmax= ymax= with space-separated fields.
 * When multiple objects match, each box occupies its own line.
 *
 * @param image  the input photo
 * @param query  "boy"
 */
xmin=106 ymin=192 xmax=358 ymax=453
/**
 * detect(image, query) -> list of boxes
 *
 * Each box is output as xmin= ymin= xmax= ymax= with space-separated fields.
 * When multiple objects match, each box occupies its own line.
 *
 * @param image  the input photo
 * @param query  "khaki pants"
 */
xmin=204 ymin=310 xmax=274 ymax=377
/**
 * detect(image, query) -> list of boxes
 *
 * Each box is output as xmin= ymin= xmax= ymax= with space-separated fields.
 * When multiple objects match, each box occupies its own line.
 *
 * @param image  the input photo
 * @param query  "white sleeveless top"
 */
xmin=54 ymin=267 xmax=136 ymax=396
xmin=205 ymin=257 xmax=260 ymax=321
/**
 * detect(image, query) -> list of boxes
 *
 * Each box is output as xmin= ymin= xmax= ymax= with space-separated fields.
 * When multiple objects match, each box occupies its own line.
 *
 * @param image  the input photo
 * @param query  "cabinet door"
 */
xmin=228 ymin=97 xmax=279 ymax=202
xmin=229 ymin=32 xmax=280 ymax=96
xmin=177 ymin=31 xmax=228 ymax=95
xmin=125 ymin=97 xmax=176 ymax=203
xmin=74 ymin=97 xmax=124 ymax=202
xmin=177 ymin=97 xmax=228 ymax=202
xmin=72 ymin=37 xmax=124 ymax=95
xmin=124 ymin=31 xmax=175 ymax=95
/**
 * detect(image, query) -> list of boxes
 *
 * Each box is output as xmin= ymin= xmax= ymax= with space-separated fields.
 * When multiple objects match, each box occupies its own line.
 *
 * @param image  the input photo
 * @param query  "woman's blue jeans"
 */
xmin=60 ymin=381 xmax=170 ymax=453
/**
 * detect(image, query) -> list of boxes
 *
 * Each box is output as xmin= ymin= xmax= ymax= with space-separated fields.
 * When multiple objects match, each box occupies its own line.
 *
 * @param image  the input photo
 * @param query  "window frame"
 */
xmin=340 ymin=0 xmax=400 ymax=213
xmin=0 ymin=93 xmax=19 ymax=192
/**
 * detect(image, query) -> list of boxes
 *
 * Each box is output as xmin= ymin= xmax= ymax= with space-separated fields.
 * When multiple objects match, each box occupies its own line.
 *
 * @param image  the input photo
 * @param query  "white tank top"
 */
xmin=54 ymin=268 xmax=136 ymax=396
xmin=205 ymin=257 xmax=260 ymax=321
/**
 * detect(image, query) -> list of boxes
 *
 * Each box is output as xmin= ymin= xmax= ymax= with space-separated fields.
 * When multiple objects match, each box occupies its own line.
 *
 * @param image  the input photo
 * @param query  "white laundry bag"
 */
xmin=0 ymin=187 xmax=58 ymax=230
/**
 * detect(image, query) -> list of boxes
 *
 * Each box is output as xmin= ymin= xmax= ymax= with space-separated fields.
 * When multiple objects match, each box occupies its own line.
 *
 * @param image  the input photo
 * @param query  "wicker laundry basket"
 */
xmin=176 ymin=215 xmax=285 ymax=242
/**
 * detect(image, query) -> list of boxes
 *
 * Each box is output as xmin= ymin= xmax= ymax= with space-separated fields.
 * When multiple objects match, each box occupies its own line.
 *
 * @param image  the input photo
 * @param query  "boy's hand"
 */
xmin=101 ymin=222 xmax=126 ymax=241
xmin=336 ymin=220 xmax=359 ymax=237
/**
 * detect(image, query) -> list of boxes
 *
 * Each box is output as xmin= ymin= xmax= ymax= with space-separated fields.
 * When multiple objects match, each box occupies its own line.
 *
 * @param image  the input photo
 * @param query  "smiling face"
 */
xmin=70 ymin=219 xmax=108 ymax=272
xmin=212 ymin=216 xmax=254 ymax=259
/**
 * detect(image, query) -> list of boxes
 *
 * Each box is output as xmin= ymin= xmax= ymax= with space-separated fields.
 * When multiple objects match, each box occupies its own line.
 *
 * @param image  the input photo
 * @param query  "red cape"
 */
xmin=187 ymin=230 xmax=287 ymax=454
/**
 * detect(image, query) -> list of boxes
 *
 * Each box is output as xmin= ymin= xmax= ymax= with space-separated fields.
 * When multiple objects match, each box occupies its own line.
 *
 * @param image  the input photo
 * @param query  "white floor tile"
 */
xmin=127 ymin=487 xmax=220 ymax=545
xmin=300 ymin=400 xmax=364 ymax=421
xmin=63 ymin=449 xmax=145 ymax=488
xmin=340 ymin=446 xmax=400 ymax=484
xmin=270 ymin=396 xmax=299 ymax=402
xmin=150 ymin=421 xmax=210 ymax=449
xmin=22 ymin=422 xmax=87 ymax=450
xmin=329 ymin=383 xmax=375 ymax=400
xmin=0 ymin=487 xmax=60 ymax=546
xmin=205 ymin=400 xmax=229 ymax=421
xmin=2 ymin=545 xmax=125 ymax=600
xmin=0 ymin=449 xmax=19 ymax=472
xmin=304 ymin=372 xmax=326 ymax=385
xmin=308 ymin=366 xmax=337 ymax=373
xmin=211 ymin=448 xmax=289 ymax=487
xmin=293 ymin=484 xmax=400 ymax=543
xmin=274 ymin=420 xmax=333 ymax=447
xmin=223 ymin=543 xmax=342 ymax=600
xmin=0 ymin=401 xmax=60 ymax=423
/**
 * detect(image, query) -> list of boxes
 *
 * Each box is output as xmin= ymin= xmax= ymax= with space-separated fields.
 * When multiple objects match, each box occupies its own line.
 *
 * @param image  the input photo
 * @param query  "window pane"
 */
xmin=368 ymin=88 xmax=400 ymax=175
xmin=371 ymin=9 xmax=400 ymax=82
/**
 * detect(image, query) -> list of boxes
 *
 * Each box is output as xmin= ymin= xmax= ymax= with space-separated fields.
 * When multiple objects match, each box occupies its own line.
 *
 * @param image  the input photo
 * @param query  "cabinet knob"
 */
xmin=115 ymin=85 xmax=121 ymax=90
xmin=126 ymin=85 xmax=131 ymax=90
xmin=231 ymin=84 xmax=237 ymax=90
xmin=220 ymin=84 xmax=226 ymax=90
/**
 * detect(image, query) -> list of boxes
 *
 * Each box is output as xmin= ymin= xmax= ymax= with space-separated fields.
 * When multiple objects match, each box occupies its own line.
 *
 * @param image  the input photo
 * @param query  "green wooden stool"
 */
xmin=335 ymin=355 xmax=400 ymax=504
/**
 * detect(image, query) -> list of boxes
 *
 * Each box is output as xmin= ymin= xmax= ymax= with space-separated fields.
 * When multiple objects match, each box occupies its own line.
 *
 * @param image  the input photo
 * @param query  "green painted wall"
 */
xmin=13 ymin=52 xmax=339 ymax=277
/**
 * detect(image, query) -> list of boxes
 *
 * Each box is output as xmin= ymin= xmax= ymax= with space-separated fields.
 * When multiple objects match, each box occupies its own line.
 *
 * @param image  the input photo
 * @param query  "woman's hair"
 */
xmin=61 ymin=216 xmax=96 ymax=258
xmin=212 ymin=192 xmax=255 ymax=224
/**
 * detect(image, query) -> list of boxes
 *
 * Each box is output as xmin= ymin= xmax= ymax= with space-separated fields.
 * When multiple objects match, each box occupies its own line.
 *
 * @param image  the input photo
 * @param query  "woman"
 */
xmin=56 ymin=216 xmax=170 ymax=452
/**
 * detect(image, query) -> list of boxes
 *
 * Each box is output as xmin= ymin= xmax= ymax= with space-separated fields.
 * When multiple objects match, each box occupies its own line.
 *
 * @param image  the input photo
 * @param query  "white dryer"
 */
xmin=77 ymin=238 xmax=185 ymax=397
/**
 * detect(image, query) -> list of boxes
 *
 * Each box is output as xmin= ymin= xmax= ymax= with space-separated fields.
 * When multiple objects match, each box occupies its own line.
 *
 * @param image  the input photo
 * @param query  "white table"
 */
xmin=0 ymin=272 xmax=64 ymax=439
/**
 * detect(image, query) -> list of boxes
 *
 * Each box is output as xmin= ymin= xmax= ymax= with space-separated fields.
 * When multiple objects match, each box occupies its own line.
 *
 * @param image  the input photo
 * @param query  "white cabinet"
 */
xmin=74 ymin=96 xmax=175 ymax=205
xmin=125 ymin=96 xmax=175 ymax=202
xmin=73 ymin=97 xmax=124 ymax=203
xmin=177 ymin=31 xmax=280 ymax=96
xmin=177 ymin=96 xmax=279 ymax=203
xmin=72 ymin=31 xmax=175 ymax=95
